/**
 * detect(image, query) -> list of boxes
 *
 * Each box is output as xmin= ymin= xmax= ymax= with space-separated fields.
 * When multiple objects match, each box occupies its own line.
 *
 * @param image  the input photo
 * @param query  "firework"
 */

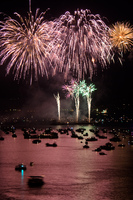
xmin=80 ymin=81 xmax=96 ymax=123
xmin=62 ymin=79 xmax=80 ymax=122
xmin=110 ymin=22 xmax=133 ymax=53
xmin=53 ymin=9 xmax=113 ymax=80
xmin=54 ymin=92 xmax=61 ymax=122
xmin=0 ymin=9 xmax=55 ymax=84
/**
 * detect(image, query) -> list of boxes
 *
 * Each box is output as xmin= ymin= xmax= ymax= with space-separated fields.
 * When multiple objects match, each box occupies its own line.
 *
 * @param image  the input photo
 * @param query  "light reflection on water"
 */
xmin=0 ymin=125 xmax=133 ymax=200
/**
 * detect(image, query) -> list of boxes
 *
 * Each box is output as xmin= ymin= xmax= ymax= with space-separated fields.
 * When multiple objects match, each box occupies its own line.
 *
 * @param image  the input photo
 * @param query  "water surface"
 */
xmin=0 ymin=125 xmax=133 ymax=200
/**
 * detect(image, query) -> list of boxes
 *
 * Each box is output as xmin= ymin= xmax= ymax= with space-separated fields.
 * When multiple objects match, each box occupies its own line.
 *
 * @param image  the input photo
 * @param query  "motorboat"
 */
xmin=83 ymin=144 xmax=90 ymax=149
xmin=76 ymin=128 xmax=86 ymax=133
xmin=99 ymin=152 xmax=107 ymax=155
xmin=110 ymin=136 xmax=121 ymax=142
xmin=0 ymin=136 xmax=4 ymax=140
xmin=93 ymin=147 xmax=101 ymax=152
xmin=15 ymin=163 xmax=27 ymax=171
xmin=97 ymin=134 xmax=107 ymax=139
xmin=32 ymin=139 xmax=41 ymax=144
xmin=30 ymin=162 xmax=34 ymax=166
xmin=100 ymin=142 xmax=115 ymax=151
xmin=78 ymin=136 xmax=84 ymax=140
xmin=27 ymin=176 xmax=44 ymax=187
xmin=12 ymin=133 xmax=17 ymax=138
xmin=71 ymin=133 xmax=78 ymax=138
xmin=86 ymin=137 xmax=97 ymax=141
xmin=46 ymin=142 xmax=57 ymax=147
xmin=118 ymin=144 xmax=125 ymax=147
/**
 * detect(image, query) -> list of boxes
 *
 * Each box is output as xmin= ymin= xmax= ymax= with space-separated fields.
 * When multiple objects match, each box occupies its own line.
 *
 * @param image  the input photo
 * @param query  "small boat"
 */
xmin=32 ymin=139 xmax=41 ymax=144
xmin=99 ymin=152 xmax=107 ymax=155
xmin=78 ymin=136 xmax=83 ymax=140
xmin=118 ymin=144 xmax=125 ymax=147
xmin=76 ymin=128 xmax=86 ymax=133
xmin=12 ymin=133 xmax=17 ymax=138
xmin=28 ymin=176 xmax=44 ymax=187
xmin=110 ymin=136 xmax=121 ymax=142
xmin=0 ymin=136 xmax=4 ymax=140
xmin=97 ymin=135 xmax=107 ymax=139
xmin=15 ymin=164 xmax=27 ymax=171
xmin=83 ymin=144 xmax=90 ymax=149
xmin=86 ymin=137 xmax=97 ymax=141
xmin=100 ymin=142 xmax=115 ymax=151
xmin=46 ymin=142 xmax=57 ymax=147
xmin=93 ymin=147 xmax=101 ymax=152
xmin=30 ymin=162 xmax=34 ymax=166
xmin=71 ymin=133 xmax=78 ymax=138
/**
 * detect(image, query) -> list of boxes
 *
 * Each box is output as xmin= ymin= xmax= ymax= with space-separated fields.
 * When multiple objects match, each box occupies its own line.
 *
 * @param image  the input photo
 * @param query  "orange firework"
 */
xmin=110 ymin=22 xmax=133 ymax=52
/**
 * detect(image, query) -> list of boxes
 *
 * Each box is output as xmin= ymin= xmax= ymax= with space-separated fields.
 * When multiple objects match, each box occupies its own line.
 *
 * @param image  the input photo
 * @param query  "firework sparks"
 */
xmin=0 ymin=9 xmax=55 ymax=84
xmin=62 ymin=79 xmax=80 ymax=122
xmin=80 ymin=81 xmax=96 ymax=123
xmin=54 ymin=92 xmax=61 ymax=122
xmin=53 ymin=9 xmax=114 ymax=80
xmin=110 ymin=22 xmax=133 ymax=53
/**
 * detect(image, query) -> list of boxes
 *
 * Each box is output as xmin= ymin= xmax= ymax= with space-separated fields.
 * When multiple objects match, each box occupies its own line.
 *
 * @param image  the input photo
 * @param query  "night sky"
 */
xmin=0 ymin=0 xmax=133 ymax=114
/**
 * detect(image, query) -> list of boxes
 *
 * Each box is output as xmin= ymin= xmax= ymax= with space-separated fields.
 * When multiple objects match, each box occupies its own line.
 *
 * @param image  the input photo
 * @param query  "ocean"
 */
xmin=0 ymin=124 xmax=133 ymax=200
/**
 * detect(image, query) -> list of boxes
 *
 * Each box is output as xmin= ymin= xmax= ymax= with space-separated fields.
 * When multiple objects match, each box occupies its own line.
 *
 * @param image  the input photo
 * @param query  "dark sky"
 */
xmin=0 ymin=0 xmax=133 ymax=112
xmin=0 ymin=0 xmax=133 ymax=23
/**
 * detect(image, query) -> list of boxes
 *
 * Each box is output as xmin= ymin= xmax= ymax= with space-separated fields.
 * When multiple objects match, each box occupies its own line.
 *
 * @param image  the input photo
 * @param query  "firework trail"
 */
xmin=54 ymin=92 xmax=61 ymax=122
xmin=80 ymin=81 xmax=96 ymax=123
xmin=0 ymin=9 xmax=56 ymax=84
xmin=109 ymin=22 xmax=133 ymax=53
xmin=53 ymin=9 xmax=114 ymax=80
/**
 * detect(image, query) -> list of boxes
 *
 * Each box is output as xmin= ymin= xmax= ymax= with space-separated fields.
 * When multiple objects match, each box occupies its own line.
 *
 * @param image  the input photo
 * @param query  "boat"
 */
xmin=93 ymin=147 xmax=101 ymax=152
xmin=83 ymin=144 xmax=90 ymax=149
xmin=12 ymin=133 xmax=17 ymax=138
xmin=118 ymin=144 xmax=125 ymax=147
xmin=86 ymin=137 xmax=97 ymax=141
xmin=32 ymin=139 xmax=41 ymax=144
xmin=46 ymin=142 xmax=57 ymax=147
xmin=78 ymin=136 xmax=84 ymax=140
xmin=27 ymin=176 xmax=44 ymax=187
xmin=97 ymin=134 xmax=107 ymax=139
xmin=99 ymin=152 xmax=107 ymax=155
xmin=15 ymin=163 xmax=27 ymax=171
xmin=100 ymin=142 xmax=115 ymax=151
xmin=76 ymin=128 xmax=86 ymax=133
xmin=0 ymin=136 xmax=4 ymax=140
xmin=110 ymin=136 xmax=121 ymax=142
xmin=30 ymin=162 xmax=34 ymax=166
xmin=71 ymin=133 xmax=78 ymax=138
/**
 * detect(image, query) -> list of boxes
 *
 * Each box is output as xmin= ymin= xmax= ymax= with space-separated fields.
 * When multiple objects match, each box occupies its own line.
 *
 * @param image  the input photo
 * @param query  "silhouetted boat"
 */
xmin=27 ymin=176 xmax=44 ymax=187
xmin=32 ymin=139 xmax=41 ymax=144
xmin=0 ymin=136 xmax=4 ymax=140
xmin=99 ymin=152 xmax=107 ymax=155
xmin=110 ymin=136 xmax=121 ymax=142
xmin=46 ymin=142 xmax=57 ymax=147
xmin=86 ymin=137 xmax=97 ymax=141
xmin=12 ymin=133 xmax=17 ymax=138
xmin=118 ymin=144 xmax=125 ymax=147
xmin=83 ymin=144 xmax=90 ymax=149
xmin=100 ymin=142 xmax=115 ymax=151
xmin=93 ymin=147 xmax=101 ymax=152
xmin=78 ymin=136 xmax=84 ymax=140
xmin=76 ymin=128 xmax=86 ymax=133
xmin=30 ymin=162 xmax=34 ymax=166
xmin=15 ymin=164 xmax=26 ymax=171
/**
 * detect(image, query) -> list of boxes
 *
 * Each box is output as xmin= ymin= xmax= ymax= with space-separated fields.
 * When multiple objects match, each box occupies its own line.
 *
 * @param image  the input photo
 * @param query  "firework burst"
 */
xmin=0 ymin=9 xmax=55 ymax=84
xmin=110 ymin=22 xmax=133 ymax=53
xmin=53 ymin=9 xmax=114 ymax=80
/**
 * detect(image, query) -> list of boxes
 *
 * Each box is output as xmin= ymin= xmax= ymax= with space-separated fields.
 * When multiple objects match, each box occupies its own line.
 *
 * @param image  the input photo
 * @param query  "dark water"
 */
xmin=0 ymin=125 xmax=133 ymax=200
